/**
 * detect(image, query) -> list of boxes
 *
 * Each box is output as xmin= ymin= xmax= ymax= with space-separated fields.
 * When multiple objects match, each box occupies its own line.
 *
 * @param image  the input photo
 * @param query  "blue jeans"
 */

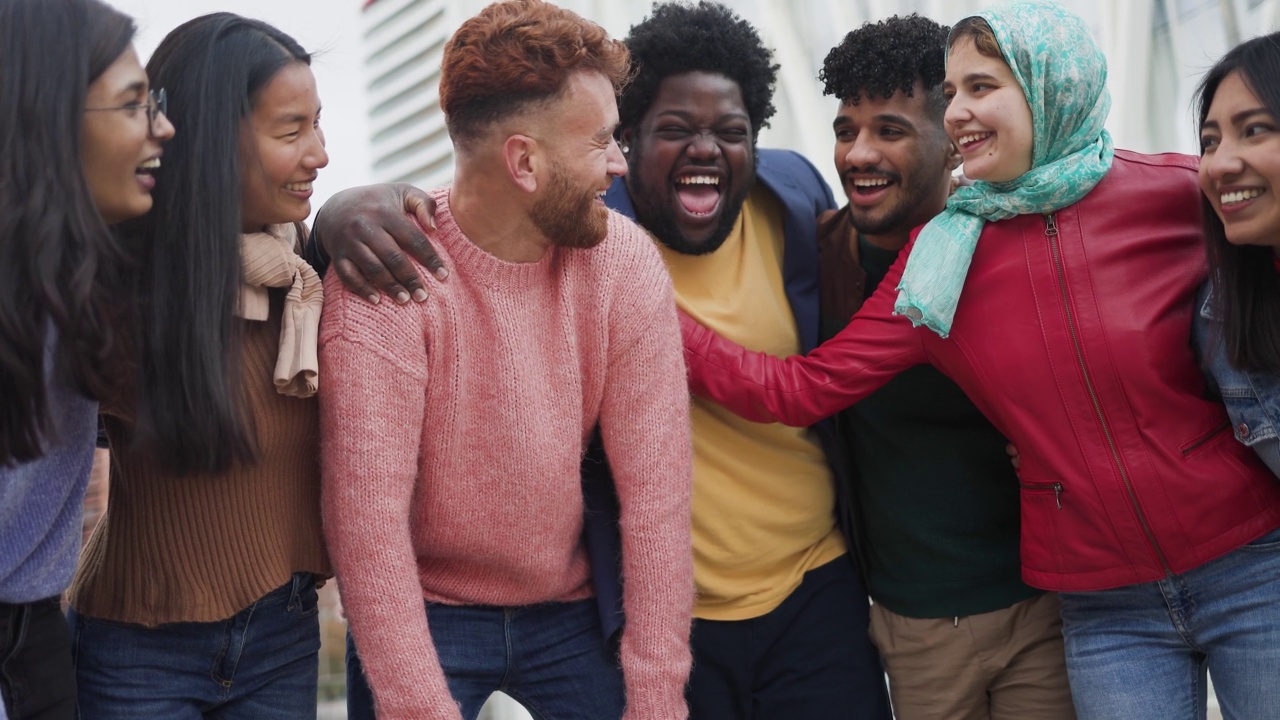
xmin=688 ymin=556 xmax=892 ymax=720
xmin=346 ymin=598 xmax=624 ymax=720
xmin=1060 ymin=527 xmax=1280 ymax=720
xmin=68 ymin=573 xmax=321 ymax=719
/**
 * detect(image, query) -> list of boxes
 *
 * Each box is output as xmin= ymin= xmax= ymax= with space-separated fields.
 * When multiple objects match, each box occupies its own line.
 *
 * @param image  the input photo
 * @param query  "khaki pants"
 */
xmin=868 ymin=592 xmax=1076 ymax=720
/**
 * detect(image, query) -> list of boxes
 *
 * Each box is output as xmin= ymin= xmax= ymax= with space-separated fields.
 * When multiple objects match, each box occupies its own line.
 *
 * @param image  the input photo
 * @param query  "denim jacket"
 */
xmin=1193 ymin=281 xmax=1280 ymax=479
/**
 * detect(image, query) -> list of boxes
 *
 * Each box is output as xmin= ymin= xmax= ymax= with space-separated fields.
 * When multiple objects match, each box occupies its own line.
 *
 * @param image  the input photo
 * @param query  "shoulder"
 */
xmin=565 ymin=211 xmax=672 ymax=300
xmin=1092 ymin=149 xmax=1201 ymax=205
xmin=319 ymin=270 xmax=431 ymax=353
xmin=756 ymin=148 xmax=835 ymax=211
xmin=590 ymin=211 xmax=667 ymax=272
xmin=1112 ymin=148 xmax=1198 ymax=172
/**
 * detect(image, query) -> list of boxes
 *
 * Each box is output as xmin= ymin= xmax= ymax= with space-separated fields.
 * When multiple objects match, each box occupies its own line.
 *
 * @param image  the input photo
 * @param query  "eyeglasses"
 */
xmin=85 ymin=88 xmax=168 ymax=138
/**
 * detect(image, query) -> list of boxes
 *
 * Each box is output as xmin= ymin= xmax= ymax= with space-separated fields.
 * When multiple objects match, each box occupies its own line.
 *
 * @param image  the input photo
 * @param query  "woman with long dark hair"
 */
xmin=65 ymin=13 xmax=330 ymax=718
xmin=679 ymin=2 xmax=1280 ymax=717
xmin=0 ymin=0 xmax=172 ymax=716
xmin=1194 ymin=31 xmax=1280 ymax=479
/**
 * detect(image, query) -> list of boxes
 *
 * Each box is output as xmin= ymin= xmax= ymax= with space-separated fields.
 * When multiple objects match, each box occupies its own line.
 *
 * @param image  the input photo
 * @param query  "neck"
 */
xmin=450 ymin=169 xmax=549 ymax=263
xmin=860 ymin=229 xmax=912 ymax=252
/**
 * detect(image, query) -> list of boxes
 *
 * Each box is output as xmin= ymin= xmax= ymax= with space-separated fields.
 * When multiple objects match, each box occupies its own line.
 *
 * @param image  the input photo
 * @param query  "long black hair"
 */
xmin=118 ymin=13 xmax=311 ymax=475
xmin=1196 ymin=31 xmax=1280 ymax=372
xmin=0 ymin=0 xmax=135 ymax=466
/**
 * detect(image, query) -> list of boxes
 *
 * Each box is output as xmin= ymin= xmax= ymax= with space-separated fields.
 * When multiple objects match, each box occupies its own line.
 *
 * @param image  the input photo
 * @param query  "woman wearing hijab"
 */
xmin=679 ymin=2 xmax=1280 ymax=717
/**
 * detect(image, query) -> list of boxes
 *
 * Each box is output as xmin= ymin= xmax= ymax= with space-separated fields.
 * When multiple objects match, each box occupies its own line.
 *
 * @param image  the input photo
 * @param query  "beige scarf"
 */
xmin=237 ymin=223 xmax=323 ymax=397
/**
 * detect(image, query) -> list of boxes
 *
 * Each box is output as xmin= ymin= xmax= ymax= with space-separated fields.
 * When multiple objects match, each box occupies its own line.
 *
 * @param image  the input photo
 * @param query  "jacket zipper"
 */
xmin=1019 ymin=481 xmax=1064 ymax=509
xmin=1044 ymin=213 xmax=1173 ymax=575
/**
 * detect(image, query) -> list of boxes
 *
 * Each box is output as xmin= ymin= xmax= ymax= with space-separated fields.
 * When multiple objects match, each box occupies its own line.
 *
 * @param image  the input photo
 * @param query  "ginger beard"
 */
xmin=530 ymin=158 xmax=609 ymax=250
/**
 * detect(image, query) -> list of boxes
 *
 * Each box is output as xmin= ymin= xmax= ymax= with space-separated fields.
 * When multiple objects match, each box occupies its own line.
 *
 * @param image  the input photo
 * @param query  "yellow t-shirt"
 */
xmin=658 ymin=185 xmax=846 ymax=621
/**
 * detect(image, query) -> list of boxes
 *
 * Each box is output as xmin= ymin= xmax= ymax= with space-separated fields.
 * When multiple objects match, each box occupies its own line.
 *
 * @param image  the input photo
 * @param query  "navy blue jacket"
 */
xmin=583 ymin=148 xmax=848 ymax=642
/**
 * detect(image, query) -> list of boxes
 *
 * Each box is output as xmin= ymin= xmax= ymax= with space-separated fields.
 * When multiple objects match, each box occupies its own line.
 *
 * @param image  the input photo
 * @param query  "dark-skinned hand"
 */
xmin=312 ymin=182 xmax=445 ymax=305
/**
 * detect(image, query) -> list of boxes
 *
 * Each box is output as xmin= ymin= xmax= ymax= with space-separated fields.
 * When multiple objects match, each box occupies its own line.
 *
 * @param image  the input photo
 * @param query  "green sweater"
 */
xmin=817 ymin=207 xmax=1039 ymax=618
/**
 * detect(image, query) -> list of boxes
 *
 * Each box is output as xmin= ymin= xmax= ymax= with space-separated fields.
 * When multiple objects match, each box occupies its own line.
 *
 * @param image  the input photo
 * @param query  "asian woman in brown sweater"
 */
xmin=65 ymin=14 xmax=331 ymax=719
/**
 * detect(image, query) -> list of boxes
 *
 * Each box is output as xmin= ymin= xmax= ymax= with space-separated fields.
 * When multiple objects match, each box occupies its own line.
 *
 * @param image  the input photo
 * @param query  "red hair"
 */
xmin=440 ymin=0 xmax=630 ymax=144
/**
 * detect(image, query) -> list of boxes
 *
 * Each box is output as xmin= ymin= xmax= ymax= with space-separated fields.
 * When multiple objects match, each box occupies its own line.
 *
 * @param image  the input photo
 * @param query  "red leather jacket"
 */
xmin=683 ymin=150 xmax=1280 ymax=592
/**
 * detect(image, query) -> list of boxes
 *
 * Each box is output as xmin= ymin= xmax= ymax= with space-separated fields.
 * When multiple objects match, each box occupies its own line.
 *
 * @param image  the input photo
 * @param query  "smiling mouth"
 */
xmin=285 ymin=182 xmax=313 ymax=192
xmin=956 ymin=132 xmax=992 ymax=148
xmin=1221 ymin=188 xmax=1264 ymax=206
xmin=850 ymin=177 xmax=893 ymax=196
xmin=136 ymin=157 xmax=160 ymax=176
xmin=675 ymin=175 xmax=722 ymax=216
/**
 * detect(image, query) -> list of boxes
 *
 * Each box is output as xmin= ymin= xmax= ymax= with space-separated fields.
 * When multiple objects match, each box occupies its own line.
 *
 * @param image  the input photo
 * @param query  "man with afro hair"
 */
xmin=600 ymin=3 xmax=892 ymax=717
xmin=815 ymin=15 xmax=1074 ymax=719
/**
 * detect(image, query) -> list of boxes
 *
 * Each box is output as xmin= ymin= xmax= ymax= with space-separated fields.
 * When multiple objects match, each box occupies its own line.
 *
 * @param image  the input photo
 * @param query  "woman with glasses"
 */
xmin=0 ymin=0 xmax=173 ymax=717
xmin=64 ymin=13 xmax=330 ymax=719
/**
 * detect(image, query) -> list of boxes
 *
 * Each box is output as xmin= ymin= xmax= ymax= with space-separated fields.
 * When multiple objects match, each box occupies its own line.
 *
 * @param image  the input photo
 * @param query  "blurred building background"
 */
xmin=359 ymin=0 xmax=1280 ymax=195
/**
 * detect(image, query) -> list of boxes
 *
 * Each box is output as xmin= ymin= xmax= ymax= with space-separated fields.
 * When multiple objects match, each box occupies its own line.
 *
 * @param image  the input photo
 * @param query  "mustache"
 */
xmin=843 ymin=167 xmax=902 ymax=184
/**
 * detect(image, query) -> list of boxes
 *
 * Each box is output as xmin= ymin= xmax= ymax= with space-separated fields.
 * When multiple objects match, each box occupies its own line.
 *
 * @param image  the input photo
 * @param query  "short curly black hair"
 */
xmin=618 ymin=1 xmax=778 ymax=135
xmin=820 ymin=14 xmax=949 ymax=111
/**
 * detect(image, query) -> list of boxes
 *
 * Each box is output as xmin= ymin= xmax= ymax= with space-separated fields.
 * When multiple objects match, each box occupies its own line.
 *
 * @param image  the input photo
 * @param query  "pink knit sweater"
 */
xmin=318 ymin=188 xmax=694 ymax=719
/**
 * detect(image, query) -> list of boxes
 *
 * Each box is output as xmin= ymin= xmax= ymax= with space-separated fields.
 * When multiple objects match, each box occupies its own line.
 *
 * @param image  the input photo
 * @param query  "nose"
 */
xmin=1202 ymin=137 xmax=1243 ymax=184
xmin=606 ymin=135 xmax=627 ymax=178
xmin=153 ymin=110 xmax=176 ymax=142
xmin=943 ymin=94 xmax=971 ymax=133
xmin=686 ymin=131 xmax=722 ymax=162
xmin=844 ymin=132 xmax=882 ymax=170
xmin=307 ymin=126 xmax=330 ymax=170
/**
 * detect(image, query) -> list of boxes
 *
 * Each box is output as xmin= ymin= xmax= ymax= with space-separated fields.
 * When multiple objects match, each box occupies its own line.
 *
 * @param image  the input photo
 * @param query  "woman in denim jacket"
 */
xmin=1195 ymin=30 xmax=1280 ymax=480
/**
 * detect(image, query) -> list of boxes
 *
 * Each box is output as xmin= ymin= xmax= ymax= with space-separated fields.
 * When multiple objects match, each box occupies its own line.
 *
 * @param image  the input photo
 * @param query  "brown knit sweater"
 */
xmin=68 ymin=290 xmax=330 ymax=626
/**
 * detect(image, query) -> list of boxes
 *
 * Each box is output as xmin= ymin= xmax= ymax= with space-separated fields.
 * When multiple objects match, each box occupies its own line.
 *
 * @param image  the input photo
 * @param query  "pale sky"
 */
xmin=109 ymin=0 xmax=374 ymax=218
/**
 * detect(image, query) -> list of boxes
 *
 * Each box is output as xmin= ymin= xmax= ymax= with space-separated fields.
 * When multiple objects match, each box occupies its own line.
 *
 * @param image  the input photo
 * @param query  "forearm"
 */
xmin=682 ymin=286 xmax=925 ymax=425
xmin=602 ymin=305 xmax=694 ymax=719
xmin=318 ymin=306 xmax=460 ymax=719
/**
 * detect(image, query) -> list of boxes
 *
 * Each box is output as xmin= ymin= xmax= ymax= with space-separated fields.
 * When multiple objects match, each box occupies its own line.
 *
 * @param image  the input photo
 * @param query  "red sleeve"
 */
xmin=682 ymin=238 xmax=928 ymax=425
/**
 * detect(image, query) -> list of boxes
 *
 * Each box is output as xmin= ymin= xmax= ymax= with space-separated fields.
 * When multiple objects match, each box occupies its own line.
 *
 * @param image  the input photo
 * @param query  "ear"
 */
xmin=945 ymin=142 xmax=963 ymax=172
xmin=618 ymin=126 xmax=635 ymax=153
xmin=503 ymin=134 xmax=540 ymax=194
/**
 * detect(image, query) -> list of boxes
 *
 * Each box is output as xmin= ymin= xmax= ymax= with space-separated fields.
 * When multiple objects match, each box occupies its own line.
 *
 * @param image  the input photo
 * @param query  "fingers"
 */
xmin=399 ymin=186 xmax=449 ymax=282
xmin=332 ymin=234 xmax=414 ymax=305
xmin=1005 ymin=442 xmax=1021 ymax=471
xmin=333 ymin=257 xmax=383 ymax=306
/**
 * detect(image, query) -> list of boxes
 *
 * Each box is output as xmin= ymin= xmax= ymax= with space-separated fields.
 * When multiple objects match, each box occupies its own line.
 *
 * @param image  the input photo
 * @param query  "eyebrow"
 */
xmin=1202 ymin=107 xmax=1272 ymax=131
xmin=833 ymin=113 xmax=917 ymax=131
xmin=654 ymin=108 xmax=751 ymax=123
xmin=112 ymin=80 xmax=147 ymax=101
xmin=959 ymin=72 xmax=999 ymax=85
xmin=274 ymin=105 xmax=322 ymax=125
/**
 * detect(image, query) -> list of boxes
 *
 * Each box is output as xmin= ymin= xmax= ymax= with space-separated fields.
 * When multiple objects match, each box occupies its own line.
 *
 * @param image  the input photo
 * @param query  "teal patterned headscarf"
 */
xmin=894 ymin=0 xmax=1115 ymax=337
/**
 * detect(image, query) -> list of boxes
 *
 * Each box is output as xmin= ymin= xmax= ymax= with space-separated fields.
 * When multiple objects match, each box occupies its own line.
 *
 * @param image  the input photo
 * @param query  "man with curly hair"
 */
xmin=815 ymin=15 xmax=1074 ymax=719
xmin=599 ymin=3 xmax=892 ymax=717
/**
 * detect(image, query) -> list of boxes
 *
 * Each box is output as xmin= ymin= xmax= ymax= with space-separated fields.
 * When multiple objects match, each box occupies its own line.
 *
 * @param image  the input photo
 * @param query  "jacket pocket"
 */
xmin=1020 ymin=481 xmax=1064 ymax=509
xmin=1180 ymin=420 xmax=1232 ymax=458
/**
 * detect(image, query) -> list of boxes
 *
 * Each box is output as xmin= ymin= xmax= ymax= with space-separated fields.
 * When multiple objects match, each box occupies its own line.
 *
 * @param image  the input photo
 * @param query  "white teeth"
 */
xmin=676 ymin=175 xmax=719 ymax=186
xmin=852 ymin=178 xmax=890 ymax=187
xmin=1221 ymin=188 xmax=1263 ymax=205
xmin=285 ymin=182 xmax=312 ymax=192
xmin=958 ymin=132 xmax=991 ymax=146
xmin=136 ymin=158 xmax=160 ymax=171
